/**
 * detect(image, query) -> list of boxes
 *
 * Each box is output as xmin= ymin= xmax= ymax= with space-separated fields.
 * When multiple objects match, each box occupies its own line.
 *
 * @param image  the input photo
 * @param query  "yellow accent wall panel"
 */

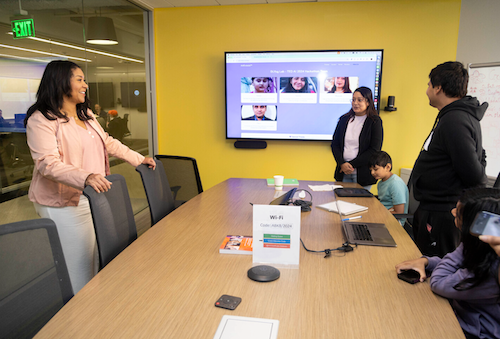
xmin=154 ymin=1 xmax=461 ymax=190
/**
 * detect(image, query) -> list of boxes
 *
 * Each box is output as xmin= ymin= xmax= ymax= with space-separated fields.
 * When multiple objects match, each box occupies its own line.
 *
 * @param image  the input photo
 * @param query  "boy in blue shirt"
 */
xmin=370 ymin=151 xmax=409 ymax=222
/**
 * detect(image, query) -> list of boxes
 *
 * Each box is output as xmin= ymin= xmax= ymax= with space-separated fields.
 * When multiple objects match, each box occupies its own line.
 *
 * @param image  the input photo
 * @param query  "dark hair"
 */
xmin=24 ymin=60 xmax=91 ymax=126
xmin=251 ymin=77 xmax=276 ymax=93
xmin=369 ymin=151 xmax=392 ymax=170
xmin=429 ymin=61 xmax=468 ymax=98
xmin=283 ymin=77 xmax=309 ymax=93
xmin=343 ymin=86 xmax=378 ymax=120
xmin=330 ymin=77 xmax=352 ymax=93
xmin=454 ymin=188 xmax=500 ymax=290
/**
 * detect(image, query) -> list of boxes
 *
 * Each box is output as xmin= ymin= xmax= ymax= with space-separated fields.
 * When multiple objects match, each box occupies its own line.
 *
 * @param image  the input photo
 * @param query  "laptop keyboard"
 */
xmin=352 ymin=224 xmax=373 ymax=242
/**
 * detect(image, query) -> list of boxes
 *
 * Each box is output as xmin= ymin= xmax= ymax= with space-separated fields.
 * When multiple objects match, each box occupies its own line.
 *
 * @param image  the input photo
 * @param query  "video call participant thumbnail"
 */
xmin=329 ymin=77 xmax=352 ymax=93
xmin=281 ymin=77 xmax=316 ymax=93
xmin=251 ymin=77 xmax=276 ymax=93
xmin=242 ymin=105 xmax=273 ymax=121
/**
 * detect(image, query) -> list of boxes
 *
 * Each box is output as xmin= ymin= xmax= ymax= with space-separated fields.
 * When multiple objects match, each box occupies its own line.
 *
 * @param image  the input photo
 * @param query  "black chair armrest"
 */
xmin=393 ymin=213 xmax=413 ymax=219
xmin=170 ymin=186 xmax=181 ymax=200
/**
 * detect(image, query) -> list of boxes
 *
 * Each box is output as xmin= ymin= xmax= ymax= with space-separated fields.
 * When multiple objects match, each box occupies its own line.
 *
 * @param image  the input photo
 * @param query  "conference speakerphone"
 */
xmin=247 ymin=265 xmax=280 ymax=282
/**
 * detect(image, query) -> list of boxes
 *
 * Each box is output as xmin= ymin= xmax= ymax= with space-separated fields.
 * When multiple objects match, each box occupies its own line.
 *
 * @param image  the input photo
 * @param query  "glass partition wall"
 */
xmin=0 ymin=0 xmax=151 ymax=224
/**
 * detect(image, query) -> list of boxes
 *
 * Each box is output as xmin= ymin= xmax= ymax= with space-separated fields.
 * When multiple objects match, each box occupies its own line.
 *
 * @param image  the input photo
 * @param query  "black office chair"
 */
xmin=96 ymin=116 xmax=107 ymax=130
xmin=122 ymin=114 xmax=131 ymax=139
xmin=136 ymin=160 xmax=176 ymax=226
xmin=154 ymin=155 xmax=203 ymax=202
xmin=5 ymin=133 xmax=34 ymax=178
xmin=393 ymin=178 xmax=419 ymax=240
xmin=107 ymin=116 xmax=130 ymax=141
xmin=0 ymin=219 xmax=73 ymax=339
xmin=83 ymin=174 xmax=137 ymax=269
xmin=494 ymin=172 xmax=500 ymax=188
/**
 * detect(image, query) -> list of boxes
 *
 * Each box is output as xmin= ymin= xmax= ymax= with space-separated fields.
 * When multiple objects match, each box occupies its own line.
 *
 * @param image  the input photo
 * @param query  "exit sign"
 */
xmin=11 ymin=18 xmax=35 ymax=39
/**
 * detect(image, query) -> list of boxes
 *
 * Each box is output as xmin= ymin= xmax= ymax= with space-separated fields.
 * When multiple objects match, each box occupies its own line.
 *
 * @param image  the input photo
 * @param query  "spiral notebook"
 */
xmin=316 ymin=200 xmax=368 ymax=215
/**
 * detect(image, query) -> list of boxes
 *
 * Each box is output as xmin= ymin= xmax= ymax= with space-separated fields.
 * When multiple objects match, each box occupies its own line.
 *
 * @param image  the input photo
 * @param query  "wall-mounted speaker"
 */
xmin=384 ymin=96 xmax=397 ymax=111
xmin=234 ymin=140 xmax=267 ymax=149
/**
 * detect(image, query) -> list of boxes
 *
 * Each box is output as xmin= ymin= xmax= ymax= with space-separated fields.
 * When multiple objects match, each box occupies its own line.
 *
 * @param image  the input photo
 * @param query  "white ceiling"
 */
xmin=0 ymin=0 xmax=146 ymax=76
xmin=0 ymin=0 xmax=377 ymax=76
xmin=132 ymin=0 xmax=369 ymax=10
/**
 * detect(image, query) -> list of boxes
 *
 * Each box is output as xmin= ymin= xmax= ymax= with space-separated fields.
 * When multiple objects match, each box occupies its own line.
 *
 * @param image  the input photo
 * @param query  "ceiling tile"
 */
xmin=217 ymin=0 xmax=268 ymax=5
xmin=166 ymin=0 xmax=221 ymax=6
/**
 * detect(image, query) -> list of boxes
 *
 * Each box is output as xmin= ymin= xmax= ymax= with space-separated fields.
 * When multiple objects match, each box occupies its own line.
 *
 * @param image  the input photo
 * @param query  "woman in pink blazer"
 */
xmin=25 ymin=60 xmax=155 ymax=294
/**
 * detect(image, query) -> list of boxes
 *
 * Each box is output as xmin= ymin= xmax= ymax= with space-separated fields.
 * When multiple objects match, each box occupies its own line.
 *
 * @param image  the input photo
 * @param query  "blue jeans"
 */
xmin=342 ymin=173 xmax=372 ymax=191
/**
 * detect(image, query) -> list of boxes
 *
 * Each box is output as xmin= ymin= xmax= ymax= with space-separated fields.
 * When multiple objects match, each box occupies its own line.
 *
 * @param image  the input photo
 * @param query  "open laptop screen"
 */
xmin=270 ymin=188 xmax=297 ymax=205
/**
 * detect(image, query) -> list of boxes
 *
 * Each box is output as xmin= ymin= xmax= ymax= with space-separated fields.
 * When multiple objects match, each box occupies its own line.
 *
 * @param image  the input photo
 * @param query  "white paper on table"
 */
xmin=308 ymin=184 xmax=343 ymax=191
xmin=213 ymin=315 xmax=279 ymax=339
xmin=316 ymin=200 xmax=368 ymax=215
xmin=252 ymin=204 xmax=301 ymax=268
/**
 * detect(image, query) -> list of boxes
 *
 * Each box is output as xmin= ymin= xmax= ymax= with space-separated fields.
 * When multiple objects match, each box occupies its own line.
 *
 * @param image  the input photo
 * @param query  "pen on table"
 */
xmin=342 ymin=216 xmax=362 ymax=221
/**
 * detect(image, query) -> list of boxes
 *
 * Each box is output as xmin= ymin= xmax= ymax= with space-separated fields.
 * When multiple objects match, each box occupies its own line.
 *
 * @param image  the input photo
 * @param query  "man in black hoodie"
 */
xmin=411 ymin=61 xmax=487 ymax=258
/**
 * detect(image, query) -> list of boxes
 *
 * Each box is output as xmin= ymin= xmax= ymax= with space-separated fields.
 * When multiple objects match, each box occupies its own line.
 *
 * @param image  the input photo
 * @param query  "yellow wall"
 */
xmin=154 ymin=0 xmax=461 ymax=190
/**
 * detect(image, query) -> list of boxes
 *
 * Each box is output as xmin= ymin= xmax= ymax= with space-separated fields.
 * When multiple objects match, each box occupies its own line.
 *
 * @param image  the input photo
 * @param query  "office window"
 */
xmin=0 ymin=0 xmax=151 ymax=224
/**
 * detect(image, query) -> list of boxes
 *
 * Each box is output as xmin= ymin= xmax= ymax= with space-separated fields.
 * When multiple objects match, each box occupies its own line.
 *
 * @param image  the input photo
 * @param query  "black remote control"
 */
xmin=215 ymin=295 xmax=242 ymax=310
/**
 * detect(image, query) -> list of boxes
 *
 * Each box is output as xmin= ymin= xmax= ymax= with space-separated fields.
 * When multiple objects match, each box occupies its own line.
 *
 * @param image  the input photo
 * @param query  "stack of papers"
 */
xmin=308 ymin=184 xmax=343 ymax=191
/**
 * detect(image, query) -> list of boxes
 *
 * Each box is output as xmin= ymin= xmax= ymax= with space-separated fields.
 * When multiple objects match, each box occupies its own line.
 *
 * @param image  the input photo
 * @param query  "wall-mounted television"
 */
xmin=225 ymin=49 xmax=383 ymax=141
xmin=120 ymin=82 xmax=147 ymax=111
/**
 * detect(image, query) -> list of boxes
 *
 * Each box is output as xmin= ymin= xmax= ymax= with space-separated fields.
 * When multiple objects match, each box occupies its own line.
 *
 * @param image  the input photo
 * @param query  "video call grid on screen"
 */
xmin=225 ymin=50 xmax=383 ymax=141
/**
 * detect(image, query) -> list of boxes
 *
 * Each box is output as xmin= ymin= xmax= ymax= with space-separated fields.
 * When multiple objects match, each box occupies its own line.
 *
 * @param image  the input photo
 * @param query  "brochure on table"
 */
xmin=252 ymin=204 xmax=301 ymax=268
xmin=213 ymin=315 xmax=279 ymax=339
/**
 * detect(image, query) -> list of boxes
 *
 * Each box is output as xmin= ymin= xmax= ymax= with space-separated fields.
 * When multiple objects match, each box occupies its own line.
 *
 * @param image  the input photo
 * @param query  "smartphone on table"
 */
xmin=397 ymin=269 xmax=421 ymax=284
xmin=470 ymin=211 xmax=500 ymax=237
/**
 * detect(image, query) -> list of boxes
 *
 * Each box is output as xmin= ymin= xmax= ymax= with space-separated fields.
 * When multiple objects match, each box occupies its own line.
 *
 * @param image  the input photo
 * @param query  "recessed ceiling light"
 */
xmin=0 ymin=43 xmax=91 ymax=62
xmin=6 ymin=32 xmax=143 ymax=63
xmin=0 ymin=53 xmax=49 ymax=63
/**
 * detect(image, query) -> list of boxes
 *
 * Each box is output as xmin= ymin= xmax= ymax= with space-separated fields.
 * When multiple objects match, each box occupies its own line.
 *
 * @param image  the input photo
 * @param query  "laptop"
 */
xmin=333 ymin=192 xmax=396 ymax=247
xmin=334 ymin=187 xmax=373 ymax=197
xmin=270 ymin=188 xmax=297 ymax=205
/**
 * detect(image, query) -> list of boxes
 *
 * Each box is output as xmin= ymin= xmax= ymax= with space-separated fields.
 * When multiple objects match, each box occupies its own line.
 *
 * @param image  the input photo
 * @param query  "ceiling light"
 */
xmin=86 ymin=17 xmax=118 ymax=45
xmin=0 ymin=53 xmax=48 ymax=63
xmin=0 ymin=43 xmax=91 ymax=62
xmin=7 ymin=32 xmax=143 ymax=63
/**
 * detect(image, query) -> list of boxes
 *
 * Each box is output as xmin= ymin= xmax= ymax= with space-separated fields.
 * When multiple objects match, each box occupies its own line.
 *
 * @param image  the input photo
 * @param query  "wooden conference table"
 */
xmin=35 ymin=178 xmax=464 ymax=338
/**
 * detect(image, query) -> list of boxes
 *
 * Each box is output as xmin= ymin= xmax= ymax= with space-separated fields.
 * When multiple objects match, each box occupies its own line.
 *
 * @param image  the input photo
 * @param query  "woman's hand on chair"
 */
xmin=85 ymin=174 xmax=112 ymax=193
xmin=142 ymin=157 xmax=156 ymax=170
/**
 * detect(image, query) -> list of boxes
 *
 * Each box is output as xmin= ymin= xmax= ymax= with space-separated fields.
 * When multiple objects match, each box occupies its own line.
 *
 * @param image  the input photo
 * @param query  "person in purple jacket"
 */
xmin=396 ymin=187 xmax=500 ymax=339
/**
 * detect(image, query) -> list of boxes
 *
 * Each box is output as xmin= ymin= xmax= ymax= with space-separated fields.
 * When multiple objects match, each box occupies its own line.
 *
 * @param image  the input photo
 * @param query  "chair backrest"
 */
xmin=96 ymin=116 xmax=106 ymax=130
xmin=0 ymin=219 xmax=73 ymax=339
xmin=407 ymin=179 xmax=419 ymax=216
xmin=393 ymin=175 xmax=419 ymax=239
xmin=155 ymin=155 xmax=203 ymax=202
xmin=83 ymin=174 xmax=137 ymax=269
xmin=494 ymin=172 xmax=500 ymax=188
xmin=136 ymin=160 xmax=176 ymax=226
